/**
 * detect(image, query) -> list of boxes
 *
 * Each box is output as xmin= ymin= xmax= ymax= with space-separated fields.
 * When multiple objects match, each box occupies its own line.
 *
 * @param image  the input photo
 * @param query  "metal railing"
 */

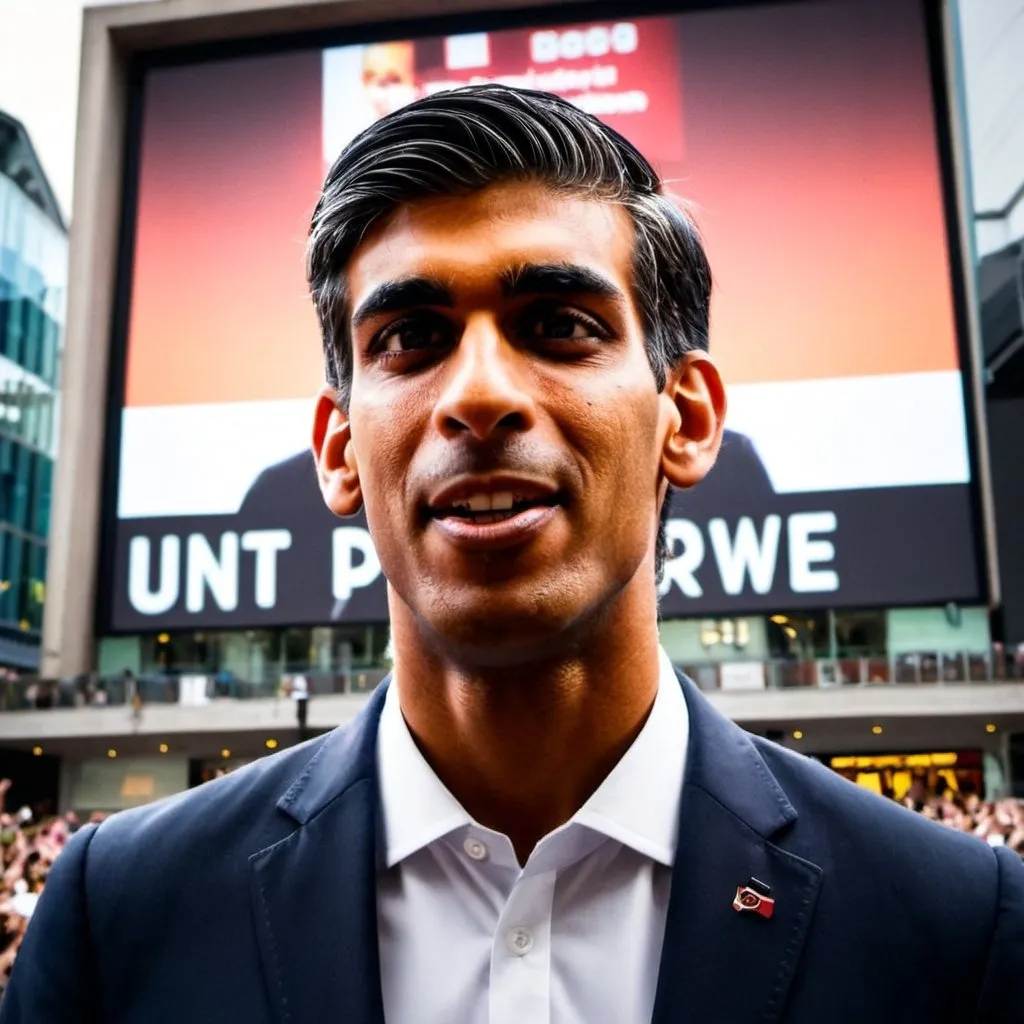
xmin=1 ymin=647 xmax=1022 ymax=711
xmin=671 ymin=648 xmax=1023 ymax=692
xmin=0 ymin=667 xmax=391 ymax=712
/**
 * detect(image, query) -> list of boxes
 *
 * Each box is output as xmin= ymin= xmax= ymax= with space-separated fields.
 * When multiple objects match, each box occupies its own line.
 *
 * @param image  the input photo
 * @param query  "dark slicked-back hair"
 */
xmin=307 ymin=83 xmax=713 ymax=581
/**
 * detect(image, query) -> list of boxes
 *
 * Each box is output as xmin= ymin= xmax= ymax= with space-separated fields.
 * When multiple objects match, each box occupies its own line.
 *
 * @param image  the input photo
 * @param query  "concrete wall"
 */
xmin=63 ymin=754 xmax=189 ymax=813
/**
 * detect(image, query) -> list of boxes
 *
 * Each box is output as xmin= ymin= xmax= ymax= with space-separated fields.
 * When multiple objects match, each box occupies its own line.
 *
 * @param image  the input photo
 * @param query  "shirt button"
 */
xmin=506 ymin=927 xmax=534 ymax=956
xmin=462 ymin=836 xmax=488 ymax=861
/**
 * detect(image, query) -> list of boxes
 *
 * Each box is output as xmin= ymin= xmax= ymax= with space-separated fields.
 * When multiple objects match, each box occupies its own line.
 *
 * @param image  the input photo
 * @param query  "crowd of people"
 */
xmin=0 ymin=780 xmax=1020 ymax=991
xmin=907 ymin=792 xmax=1024 ymax=853
xmin=0 ymin=781 xmax=107 ymax=989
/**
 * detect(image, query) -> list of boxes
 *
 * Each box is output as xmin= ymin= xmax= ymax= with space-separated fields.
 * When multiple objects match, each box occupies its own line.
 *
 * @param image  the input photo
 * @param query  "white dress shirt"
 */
xmin=375 ymin=647 xmax=689 ymax=1024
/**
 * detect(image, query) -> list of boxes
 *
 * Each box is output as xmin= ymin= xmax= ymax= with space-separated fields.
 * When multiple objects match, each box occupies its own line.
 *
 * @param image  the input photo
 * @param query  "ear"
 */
xmin=659 ymin=351 xmax=727 ymax=490
xmin=312 ymin=387 xmax=363 ymax=517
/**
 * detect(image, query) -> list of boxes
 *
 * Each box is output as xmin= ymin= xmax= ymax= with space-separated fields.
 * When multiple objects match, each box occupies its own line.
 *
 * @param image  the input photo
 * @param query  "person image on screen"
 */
xmin=361 ymin=41 xmax=417 ymax=119
xmin=4 ymin=85 xmax=1021 ymax=1024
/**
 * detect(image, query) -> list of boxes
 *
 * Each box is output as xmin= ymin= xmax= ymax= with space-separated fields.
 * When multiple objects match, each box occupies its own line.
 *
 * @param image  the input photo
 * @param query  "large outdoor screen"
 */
xmin=103 ymin=0 xmax=984 ymax=631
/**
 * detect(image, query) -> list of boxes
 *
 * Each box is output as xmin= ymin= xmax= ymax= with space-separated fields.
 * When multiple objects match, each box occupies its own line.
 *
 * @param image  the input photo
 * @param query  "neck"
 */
xmin=388 ymin=575 xmax=662 ymax=864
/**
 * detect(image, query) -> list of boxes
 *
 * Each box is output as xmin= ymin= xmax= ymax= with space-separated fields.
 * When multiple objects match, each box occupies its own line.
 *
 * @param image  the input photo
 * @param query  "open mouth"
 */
xmin=429 ymin=491 xmax=561 ymax=525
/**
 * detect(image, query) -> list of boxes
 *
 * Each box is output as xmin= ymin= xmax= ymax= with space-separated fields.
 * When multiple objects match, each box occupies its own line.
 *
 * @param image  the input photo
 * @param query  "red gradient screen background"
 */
xmin=105 ymin=0 xmax=987 ymax=631
xmin=124 ymin=0 xmax=958 ymax=407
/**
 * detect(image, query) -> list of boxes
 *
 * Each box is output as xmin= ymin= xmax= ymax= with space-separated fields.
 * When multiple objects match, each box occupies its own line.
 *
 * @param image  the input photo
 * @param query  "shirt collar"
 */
xmin=376 ymin=680 xmax=470 ymax=868
xmin=376 ymin=647 xmax=688 ymax=870
xmin=571 ymin=647 xmax=687 ymax=865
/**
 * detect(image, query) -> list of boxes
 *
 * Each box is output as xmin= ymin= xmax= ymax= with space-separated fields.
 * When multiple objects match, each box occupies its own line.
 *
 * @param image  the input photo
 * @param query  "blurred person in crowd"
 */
xmin=905 ymin=773 xmax=929 ymax=811
xmin=290 ymin=672 xmax=310 ymax=740
xmin=1013 ymin=642 xmax=1024 ymax=679
xmin=0 ymin=673 xmax=17 ymax=713
xmin=124 ymin=670 xmax=143 ymax=726
xmin=71 ymin=674 xmax=88 ymax=708
xmin=20 ymin=681 xmax=54 ymax=711
xmin=130 ymin=688 xmax=143 ymax=726
xmin=4 ymin=86 xmax=1022 ymax=1024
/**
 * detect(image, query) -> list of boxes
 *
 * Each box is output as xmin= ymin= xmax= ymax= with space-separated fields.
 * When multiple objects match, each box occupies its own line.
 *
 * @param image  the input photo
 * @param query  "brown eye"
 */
xmin=519 ymin=306 xmax=608 ymax=345
xmin=374 ymin=315 xmax=453 ymax=357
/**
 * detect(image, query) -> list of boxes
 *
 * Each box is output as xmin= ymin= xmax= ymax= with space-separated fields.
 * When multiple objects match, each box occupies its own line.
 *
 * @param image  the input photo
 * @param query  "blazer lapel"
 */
xmin=652 ymin=674 xmax=822 ymax=1024
xmin=250 ymin=681 xmax=390 ymax=1024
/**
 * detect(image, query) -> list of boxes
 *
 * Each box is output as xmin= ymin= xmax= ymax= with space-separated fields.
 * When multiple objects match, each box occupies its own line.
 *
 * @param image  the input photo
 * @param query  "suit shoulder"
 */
xmin=753 ymin=736 xmax=999 ymax=874
xmin=750 ymin=738 xmax=1017 ymax=991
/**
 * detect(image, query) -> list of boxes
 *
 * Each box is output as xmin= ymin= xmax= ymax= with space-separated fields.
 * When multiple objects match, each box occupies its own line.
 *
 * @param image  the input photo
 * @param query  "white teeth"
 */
xmin=446 ymin=491 xmax=535 ymax=514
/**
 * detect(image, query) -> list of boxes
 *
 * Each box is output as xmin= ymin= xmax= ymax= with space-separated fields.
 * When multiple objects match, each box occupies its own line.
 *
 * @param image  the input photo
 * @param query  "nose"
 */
xmin=432 ymin=315 xmax=536 ymax=440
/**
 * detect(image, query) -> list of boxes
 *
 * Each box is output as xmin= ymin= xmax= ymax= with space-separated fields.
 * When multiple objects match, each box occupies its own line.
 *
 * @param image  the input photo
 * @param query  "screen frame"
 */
xmin=90 ymin=0 xmax=995 ymax=639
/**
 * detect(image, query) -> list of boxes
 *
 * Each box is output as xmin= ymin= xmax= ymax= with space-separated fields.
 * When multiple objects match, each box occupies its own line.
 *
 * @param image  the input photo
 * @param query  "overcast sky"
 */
xmin=0 ymin=0 xmax=157 ymax=220
xmin=0 ymin=0 xmax=87 ymax=220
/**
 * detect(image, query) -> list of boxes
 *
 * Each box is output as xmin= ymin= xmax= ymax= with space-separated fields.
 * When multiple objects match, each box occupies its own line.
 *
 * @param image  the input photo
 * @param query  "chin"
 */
xmin=409 ymin=571 xmax=626 ymax=667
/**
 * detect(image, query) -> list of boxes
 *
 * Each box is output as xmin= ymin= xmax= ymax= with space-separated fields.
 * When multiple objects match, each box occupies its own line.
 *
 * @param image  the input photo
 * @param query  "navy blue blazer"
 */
xmin=3 ymin=674 xmax=1022 ymax=1022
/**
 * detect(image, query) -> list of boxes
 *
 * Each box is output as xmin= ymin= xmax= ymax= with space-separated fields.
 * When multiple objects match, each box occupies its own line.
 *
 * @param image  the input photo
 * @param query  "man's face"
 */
xmin=333 ymin=182 xmax=688 ymax=658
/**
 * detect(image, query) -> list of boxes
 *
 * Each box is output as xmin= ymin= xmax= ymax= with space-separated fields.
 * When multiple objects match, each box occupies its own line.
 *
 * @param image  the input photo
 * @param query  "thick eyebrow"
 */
xmin=350 ymin=277 xmax=454 ymax=327
xmin=501 ymin=263 xmax=625 ymax=303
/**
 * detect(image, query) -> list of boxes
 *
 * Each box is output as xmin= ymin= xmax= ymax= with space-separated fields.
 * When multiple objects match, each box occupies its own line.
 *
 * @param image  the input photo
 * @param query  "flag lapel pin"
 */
xmin=733 ymin=876 xmax=775 ymax=919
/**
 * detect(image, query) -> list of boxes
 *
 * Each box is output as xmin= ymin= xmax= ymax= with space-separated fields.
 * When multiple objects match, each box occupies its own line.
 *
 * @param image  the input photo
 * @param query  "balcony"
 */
xmin=0 ymin=667 xmax=390 ymax=713
xmin=0 ymin=647 xmax=1021 ymax=753
xmin=679 ymin=649 xmax=1018 ymax=691
xmin=2 ymin=646 xmax=1022 ymax=715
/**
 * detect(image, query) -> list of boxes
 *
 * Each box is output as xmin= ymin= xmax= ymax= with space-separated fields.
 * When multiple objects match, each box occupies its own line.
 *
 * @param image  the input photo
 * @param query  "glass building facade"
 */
xmin=0 ymin=114 xmax=66 ymax=666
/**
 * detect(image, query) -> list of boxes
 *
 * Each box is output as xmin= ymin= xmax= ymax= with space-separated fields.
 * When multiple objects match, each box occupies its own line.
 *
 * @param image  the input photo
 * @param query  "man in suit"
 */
xmin=4 ymin=84 xmax=1021 ymax=1022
